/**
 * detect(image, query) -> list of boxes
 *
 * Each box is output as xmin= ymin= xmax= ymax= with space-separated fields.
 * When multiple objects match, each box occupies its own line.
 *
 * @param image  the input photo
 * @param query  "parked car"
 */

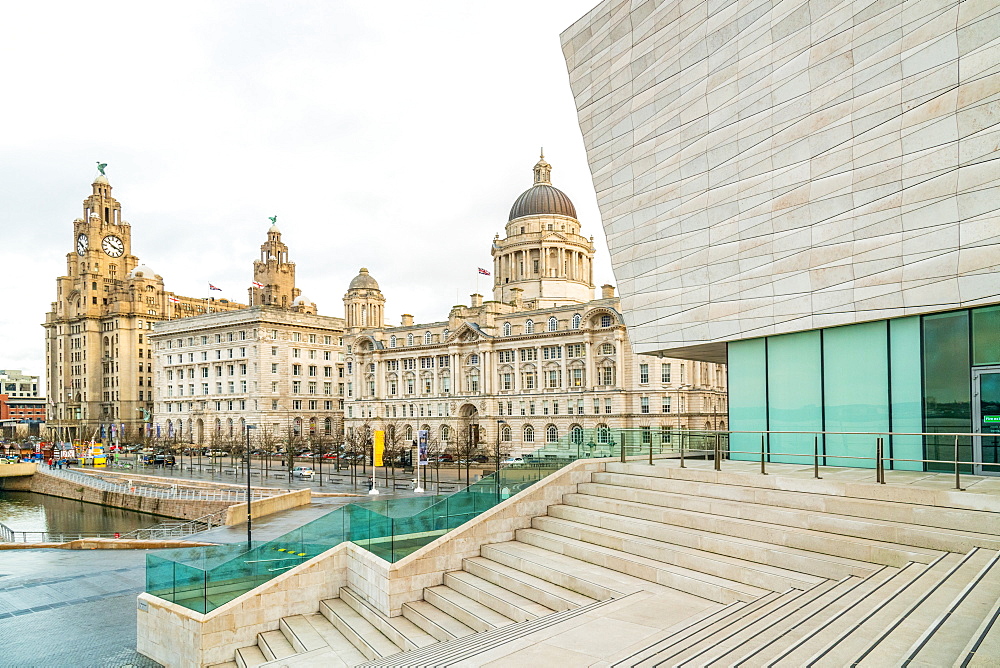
xmin=437 ymin=454 xmax=454 ymax=463
xmin=291 ymin=466 xmax=314 ymax=479
xmin=502 ymin=457 xmax=524 ymax=464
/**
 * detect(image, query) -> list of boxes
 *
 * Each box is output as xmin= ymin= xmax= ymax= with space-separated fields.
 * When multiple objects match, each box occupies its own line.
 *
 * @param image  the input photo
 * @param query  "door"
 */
xmin=972 ymin=366 xmax=1000 ymax=476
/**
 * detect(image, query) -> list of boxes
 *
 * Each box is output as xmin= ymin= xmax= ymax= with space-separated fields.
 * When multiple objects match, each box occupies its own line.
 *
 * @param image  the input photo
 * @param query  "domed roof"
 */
xmin=293 ymin=295 xmax=313 ymax=306
xmin=348 ymin=268 xmax=380 ymax=291
xmin=508 ymin=153 xmax=577 ymax=221
xmin=128 ymin=264 xmax=157 ymax=279
xmin=509 ymin=184 xmax=577 ymax=221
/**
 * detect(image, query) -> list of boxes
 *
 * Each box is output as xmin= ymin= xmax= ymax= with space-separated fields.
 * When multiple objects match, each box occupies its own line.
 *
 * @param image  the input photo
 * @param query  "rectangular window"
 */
xmin=600 ymin=367 xmax=614 ymax=385
xmin=640 ymin=364 xmax=649 ymax=384
xmin=661 ymin=363 xmax=671 ymax=383
xmin=292 ymin=381 xmax=301 ymax=393
xmin=662 ymin=396 xmax=671 ymax=413
xmin=441 ymin=376 xmax=450 ymax=393
xmin=293 ymin=364 xmax=301 ymax=375
xmin=324 ymin=382 xmax=332 ymax=395
xmin=420 ymin=357 xmax=434 ymax=369
xmin=546 ymin=370 xmax=561 ymax=388
xmin=271 ymin=346 xmax=278 ymax=356
xmin=272 ymin=363 xmax=279 ymax=373
xmin=641 ymin=396 xmax=649 ymax=414
xmin=293 ymin=348 xmax=300 ymax=358
xmin=520 ymin=348 xmax=537 ymax=362
xmin=522 ymin=373 xmax=536 ymax=390
xmin=309 ymin=365 xmax=317 ymax=376
xmin=437 ymin=356 xmax=450 ymax=367
xmin=542 ymin=346 xmax=562 ymax=360
xmin=571 ymin=368 xmax=584 ymax=387
xmin=566 ymin=343 xmax=584 ymax=358
xmin=642 ymin=426 xmax=652 ymax=444
xmin=605 ymin=399 xmax=612 ymax=414
xmin=502 ymin=373 xmax=513 ymax=390
xmin=498 ymin=350 xmax=515 ymax=363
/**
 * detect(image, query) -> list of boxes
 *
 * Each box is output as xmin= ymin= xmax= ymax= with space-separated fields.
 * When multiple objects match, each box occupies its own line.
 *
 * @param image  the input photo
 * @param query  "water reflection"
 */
xmin=0 ymin=491 xmax=162 ymax=534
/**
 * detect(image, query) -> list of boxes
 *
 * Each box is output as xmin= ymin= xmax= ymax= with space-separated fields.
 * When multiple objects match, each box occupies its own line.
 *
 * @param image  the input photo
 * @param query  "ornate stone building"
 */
xmin=343 ymin=157 xmax=728 ymax=456
xmin=44 ymin=172 xmax=245 ymax=443
xmin=149 ymin=223 xmax=345 ymax=445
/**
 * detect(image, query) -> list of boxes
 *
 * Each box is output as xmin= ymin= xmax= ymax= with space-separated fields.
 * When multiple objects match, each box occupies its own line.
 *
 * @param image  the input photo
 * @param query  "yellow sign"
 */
xmin=93 ymin=457 xmax=107 ymax=468
xmin=373 ymin=430 xmax=385 ymax=467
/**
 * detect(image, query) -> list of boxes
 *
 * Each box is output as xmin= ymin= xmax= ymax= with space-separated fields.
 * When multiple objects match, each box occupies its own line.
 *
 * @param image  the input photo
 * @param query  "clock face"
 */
xmin=102 ymin=235 xmax=124 ymax=258
xmin=76 ymin=233 xmax=89 ymax=256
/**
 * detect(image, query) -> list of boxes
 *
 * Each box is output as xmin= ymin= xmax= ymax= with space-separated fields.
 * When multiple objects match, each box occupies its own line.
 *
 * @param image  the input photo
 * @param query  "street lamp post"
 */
xmin=245 ymin=423 xmax=257 ymax=548
xmin=496 ymin=419 xmax=506 ymax=502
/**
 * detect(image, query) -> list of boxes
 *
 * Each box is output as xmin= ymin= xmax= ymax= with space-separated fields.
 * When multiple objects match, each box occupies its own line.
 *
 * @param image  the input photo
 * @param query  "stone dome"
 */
xmin=128 ymin=264 xmax=157 ymax=279
xmin=348 ymin=268 xmax=380 ymax=291
xmin=508 ymin=184 xmax=577 ymax=221
xmin=293 ymin=295 xmax=313 ymax=306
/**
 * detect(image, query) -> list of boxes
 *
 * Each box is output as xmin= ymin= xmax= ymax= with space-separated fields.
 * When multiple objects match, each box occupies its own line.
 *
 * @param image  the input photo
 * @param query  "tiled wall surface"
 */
xmin=562 ymin=0 xmax=1000 ymax=362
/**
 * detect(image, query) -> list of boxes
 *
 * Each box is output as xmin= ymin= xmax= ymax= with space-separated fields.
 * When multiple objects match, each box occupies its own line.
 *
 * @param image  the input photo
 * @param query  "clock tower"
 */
xmin=44 ymin=169 xmax=246 ymax=444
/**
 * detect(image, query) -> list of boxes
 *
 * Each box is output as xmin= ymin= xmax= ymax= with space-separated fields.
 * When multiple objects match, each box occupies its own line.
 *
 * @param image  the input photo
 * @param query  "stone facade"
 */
xmin=561 ymin=0 xmax=1000 ymax=363
xmin=44 ymin=173 xmax=245 ymax=442
xmin=344 ymin=157 xmax=727 ymax=455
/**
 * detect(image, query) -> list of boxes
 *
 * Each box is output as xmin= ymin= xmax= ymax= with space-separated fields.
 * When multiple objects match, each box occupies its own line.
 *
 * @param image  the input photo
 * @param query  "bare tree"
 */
xmin=454 ymin=418 xmax=485 ymax=488
xmin=257 ymin=425 xmax=279 ymax=476
xmin=379 ymin=418 xmax=407 ymax=485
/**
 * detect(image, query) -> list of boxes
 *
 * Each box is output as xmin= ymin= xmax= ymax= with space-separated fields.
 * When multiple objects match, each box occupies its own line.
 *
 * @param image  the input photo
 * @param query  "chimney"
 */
xmin=401 ymin=314 xmax=414 ymax=326
xmin=470 ymin=293 xmax=483 ymax=307
xmin=601 ymin=284 xmax=615 ymax=299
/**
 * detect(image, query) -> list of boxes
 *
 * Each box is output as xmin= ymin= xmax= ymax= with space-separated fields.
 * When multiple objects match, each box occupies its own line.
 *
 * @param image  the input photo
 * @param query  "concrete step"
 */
xmin=555 ymin=498 xmax=879 ymax=580
xmin=258 ymin=646 xmax=351 ymax=667
xmin=543 ymin=505 xmax=828 ymax=590
xmin=860 ymin=549 xmax=1000 ymax=667
xmin=580 ymin=478 xmax=1000 ymax=552
xmin=517 ymin=526 xmax=769 ymax=603
xmin=257 ymin=630 xmax=296 ymax=662
xmin=792 ymin=552 xmax=971 ymax=666
xmin=624 ymin=590 xmax=798 ymax=667
xmin=300 ymin=612 xmax=368 ymax=665
xmin=645 ymin=582 xmax=845 ymax=666
xmin=235 ymin=644 xmax=267 ymax=668
xmin=961 ymin=596 xmax=1000 ymax=667
xmin=279 ymin=614 xmax=328 ymax=653
xmin=208 ymin=662 xmax=239 ymax=668
xmin=563 ymin=490 xmax=942 ymax=568
xmin=319 ymin=598 xmax=402 ymax=661
xmin=724 ymin=566 xmax=905 ymax=665
xmin=481 ymin=541 xmax=626 ymax=600
xmin=771 ymin=556 xmax=959 ymax=665
xmin=338 ymin=587 xmax=437 ymax=652
xmin=444 ymin=570 xmax=554 ymax=621
xmin=600 ymin=463 xmax=1000 ymax=529
xmin=463 ymin=555 xmax=598 ymax=611
xmin=423 ymin=585 xmax=516 ymax=632
xmin=401 ymin=599 xmax=476 ymax=642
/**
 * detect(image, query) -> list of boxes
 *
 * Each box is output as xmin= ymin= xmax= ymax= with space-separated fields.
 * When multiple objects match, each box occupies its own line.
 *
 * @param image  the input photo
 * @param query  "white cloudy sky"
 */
xmin=0 ymin=1 xmax=610 ymax=383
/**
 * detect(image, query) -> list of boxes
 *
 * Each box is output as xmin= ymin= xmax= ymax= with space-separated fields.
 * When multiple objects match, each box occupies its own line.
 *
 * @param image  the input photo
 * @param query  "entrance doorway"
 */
xmin=972 ymin=366 xmax=1000 ymax=476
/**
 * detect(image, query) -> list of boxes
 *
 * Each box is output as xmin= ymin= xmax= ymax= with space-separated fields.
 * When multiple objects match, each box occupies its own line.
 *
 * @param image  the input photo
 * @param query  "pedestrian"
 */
xmin=47 ymin=457 xmax=53 ymax=469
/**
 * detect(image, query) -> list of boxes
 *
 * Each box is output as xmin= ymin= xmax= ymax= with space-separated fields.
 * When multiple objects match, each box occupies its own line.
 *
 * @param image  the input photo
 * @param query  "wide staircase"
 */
xmin=223 ymin=461 xmax=1000 ymax=667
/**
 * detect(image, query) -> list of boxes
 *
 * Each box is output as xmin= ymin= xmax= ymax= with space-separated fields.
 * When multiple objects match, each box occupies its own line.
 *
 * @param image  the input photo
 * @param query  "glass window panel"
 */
xmin=890 ymin=317 xmax=923 ymax=471
xmin=727 ymin=338 xmax=767 ymax=462
xmin=767 ymin=331 xmax=822 ymax=464
xmin=923 ymin=311 xmax=972 ymax=472
xmin=972 ymin=305 xmax=1000 ymax=366
xmin=823 ymin=321 xmax=888 ymax=469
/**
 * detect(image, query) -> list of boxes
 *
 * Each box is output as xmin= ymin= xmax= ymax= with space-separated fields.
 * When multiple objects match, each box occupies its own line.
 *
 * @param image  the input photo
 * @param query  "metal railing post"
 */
xmin=620 ymin=437 xmax=626 ymax=464
xmin=648 ymin=434 xmax=654 ymax=466
xmin=679 ymin=432 xmax=685 ymax=468
xmin=876 ymin=437 xmax=885 ymax=484
xmin=814 ymin=435 xmax=821 ymax=479
xmin=760 ymin=434 xmax=766 ymax=475
xmin=714 ymin=433 xmax=721 ymax=471
xmin=955 ymin=435 xmax=963 ymax=491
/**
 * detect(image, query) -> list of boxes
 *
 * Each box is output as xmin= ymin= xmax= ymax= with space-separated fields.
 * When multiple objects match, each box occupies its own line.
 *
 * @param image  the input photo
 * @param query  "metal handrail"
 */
xmin=645 ymin=429 xmax=998 ymax=491
xmin=42 ymin=468 xmax=276 ymax=502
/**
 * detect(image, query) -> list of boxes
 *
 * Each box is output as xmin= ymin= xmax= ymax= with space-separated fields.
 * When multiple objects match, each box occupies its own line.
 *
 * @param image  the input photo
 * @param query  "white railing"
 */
xmin=41 ymin=468 xmax=276 ymax=502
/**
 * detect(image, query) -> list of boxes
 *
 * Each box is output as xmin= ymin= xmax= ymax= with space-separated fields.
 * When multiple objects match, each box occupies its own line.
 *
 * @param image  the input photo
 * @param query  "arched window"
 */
xmin=719 ymin=421 xmax=726 ymax=431
xmin=601 ymin=314 xmax=613 ymax=327
xmin=309 ymin=417 xmax=317 ymax=435
xmin=407 ymin=333 xmax=414 ymax=346
xmin=405 ymin=425 xmax=413 ymax=441
xmin=389 ymin=335 xmax=396 ymax=348
xmin=215 ymin=418 xmax=221 ymax=435
xmin=596 ymin=424 xmax=610 ymax=444
xmin=503 ymin=322 xmax=511 ymax=336
xmin=525 ymin=320 xmax=534 ymax=334
xmin=442 ymin=329 xmax=450 ymax=340
xmin=546 ymin=425 xmax=558 ymax=442
xmin=705 ymin=421 xmax=712 ymax=430
xmin=441 ymin=425 xmax=450 ymax=441
xmin=572 ymin=313 xmax=581 ymax=329
xmin=570 ymin=424 xmax=583 ymax=444
xmin=293 ymin=418 xmax=302 ymax=435
xmin=501 ymin=425 xmax=511 ymax=441
xmin=227 ymin=418 xmax=234 ymax=437
xmin=547 ymin=317 xmax=557 ymax=332
xmin=600 ymin=343 xmax=615 ymax=355
xmin=523 ymin=425 xmax=535 ymax=442
xmin=324 ymin=417 xmax=333 ymax=435
xmin=424 ymin=332 xmax=432 ymax=344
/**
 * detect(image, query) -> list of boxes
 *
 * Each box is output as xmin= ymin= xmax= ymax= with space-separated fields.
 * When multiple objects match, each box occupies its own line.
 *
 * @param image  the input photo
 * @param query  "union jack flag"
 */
xmin=478 ymin=267 xmax=491 ymax=276
xmin=209 ymin=283 xmax=222 ymax=291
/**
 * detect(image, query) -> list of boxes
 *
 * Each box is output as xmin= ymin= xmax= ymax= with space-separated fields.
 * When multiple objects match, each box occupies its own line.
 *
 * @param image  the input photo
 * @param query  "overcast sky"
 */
xmin=0 ymin=1 xmax=609 ymax=385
